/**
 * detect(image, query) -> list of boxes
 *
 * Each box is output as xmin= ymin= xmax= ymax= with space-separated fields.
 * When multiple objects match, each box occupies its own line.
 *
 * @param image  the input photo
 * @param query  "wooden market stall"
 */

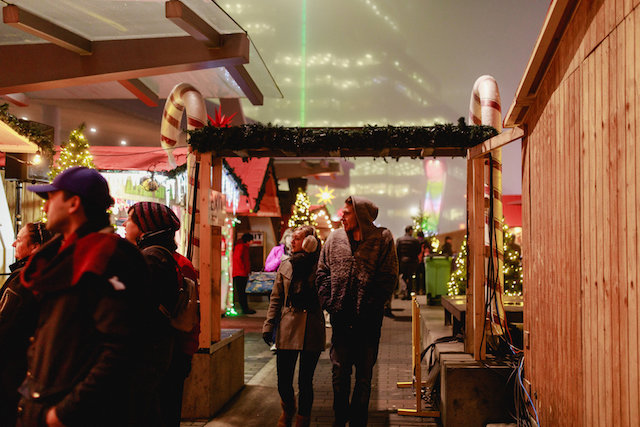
xmin=496 ymin=0 xmax=640 ymax=424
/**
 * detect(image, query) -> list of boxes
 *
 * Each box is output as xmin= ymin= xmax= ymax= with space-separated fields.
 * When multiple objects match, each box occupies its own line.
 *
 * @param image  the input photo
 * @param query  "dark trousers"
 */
xmin=159 ymin=351 xmax=192 ymax=427
xmin=233 ymin=276 xmax=250 ymax=313
xmin=276 ymin=349 xmax=321 ymax=416
xmin=330 ymin=324 xmax=382 ymax=427
xmin=399 ymin=262 xmax=418 ymax=295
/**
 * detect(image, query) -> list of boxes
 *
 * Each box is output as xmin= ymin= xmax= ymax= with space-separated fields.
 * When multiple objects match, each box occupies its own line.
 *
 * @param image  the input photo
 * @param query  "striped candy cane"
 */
xmin=469 ymin=75 xmax=506 ymax=333
xmin=160 ymin=83 xmax=207 ymax=273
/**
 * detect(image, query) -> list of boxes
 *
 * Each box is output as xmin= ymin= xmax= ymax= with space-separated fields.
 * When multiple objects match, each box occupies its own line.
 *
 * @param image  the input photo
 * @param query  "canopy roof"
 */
xmin=0 ymin=0 xmax=280 ymax=104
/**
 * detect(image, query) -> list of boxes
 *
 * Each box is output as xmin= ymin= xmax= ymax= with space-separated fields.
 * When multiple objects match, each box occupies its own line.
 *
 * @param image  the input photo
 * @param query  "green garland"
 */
xmin=161 ymin=160 xmax=249 ymax=197
xmin=252 ymin=159 xmax=274 ymax=213
xmin=161 ymin=164 xmax=187 ymax=180
xmin=221 ymin=159 xmax=249 ymax=196
xmin=187 ymin=118 xmax=497 ymax=157
xmin=0 ymin=103 xmax=55 ymax=157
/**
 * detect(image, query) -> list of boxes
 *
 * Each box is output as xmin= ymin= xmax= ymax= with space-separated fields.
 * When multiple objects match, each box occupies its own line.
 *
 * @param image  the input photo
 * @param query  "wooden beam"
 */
xmin=504 ymin=0 xmax=579 ymax=126
xmin=3 ymin=5 xmax=92 ymax=55
xmin=211 ymin=157 xmax=222 ymax=342
xmin=0 ymin=33 xmax=249 ymax=95
xmin=0 ymin=93 xmax=29 ymax=107
xmin=118 ymin=78 xmax=159 ymax=107
xmin=219 ymin=98 xmax=247 ymax=125
xmin=198 ymin=153 xmax=213 ymax=349
xmin=166 ymin=0 xmax=221 ymax=48
xmin=468 ymin=126 xmax=525 ymax=159
xmin=470 ymin=157 xmax=486 ymax=360
xmin=225 ymin=64 xmax=264 ymax=106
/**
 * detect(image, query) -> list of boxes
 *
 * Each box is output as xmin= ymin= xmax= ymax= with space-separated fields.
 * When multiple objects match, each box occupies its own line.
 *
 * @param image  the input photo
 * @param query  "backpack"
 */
xmin=169 ymin=273 xmax=199 ymax=332
xmin=145 ymin=245 xmax=200 ymax=332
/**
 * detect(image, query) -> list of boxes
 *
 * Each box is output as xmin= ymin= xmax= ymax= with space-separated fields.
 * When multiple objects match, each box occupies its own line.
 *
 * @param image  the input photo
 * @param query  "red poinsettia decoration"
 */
xmin=208 ymin=108 xmax=237 ymax=127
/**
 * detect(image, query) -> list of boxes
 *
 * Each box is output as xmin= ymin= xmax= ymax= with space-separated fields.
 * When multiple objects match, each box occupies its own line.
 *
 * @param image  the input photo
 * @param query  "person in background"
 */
xmin=233 ymin=232 xmax=256 ymax=315
xmin=317 ymin=196 xmax=398 ymax=427
xmin=415 ymin=230 xmax=427 ymax=295
xmin=441 ymin=236 xmax=453 ymax=257
xmin=19 ymin=166 xmax=147 ymax=427
xmin=125 ymin=201 xmax=199 ymax=427
xmin=395 ymin=225 xmax=421 ymax=300
xmin=0 ymin=222 xmax=52 ymax=427
xmin=264 ymin=228 xmax=294 ymax=351
xmin=263 ymin=226 xmax=324 ymax=427
xmin=265 ymin=228 xmax=293 ymax=272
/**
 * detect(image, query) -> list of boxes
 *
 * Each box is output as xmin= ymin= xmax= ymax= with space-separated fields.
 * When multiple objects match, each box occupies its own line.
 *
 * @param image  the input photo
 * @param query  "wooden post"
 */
xmin=470 ymin=157 xmax=486 ymax=360
xmin=198 ymin=152 xmax=213 ymax=348
xmin=465 ymin=159 xmax=474 ymax=354
xmin=397 ymin=294 xmax=439 ymax=418
xmin=197 ymin=153 xmax=223 ymax=346
xmin=211 ymin=157 xmax=222 ymax=342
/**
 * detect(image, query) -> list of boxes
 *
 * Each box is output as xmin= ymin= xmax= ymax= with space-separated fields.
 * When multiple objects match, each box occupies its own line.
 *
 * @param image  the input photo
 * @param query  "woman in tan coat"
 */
xmin=263 ymin=225 xmax=325 ymax=427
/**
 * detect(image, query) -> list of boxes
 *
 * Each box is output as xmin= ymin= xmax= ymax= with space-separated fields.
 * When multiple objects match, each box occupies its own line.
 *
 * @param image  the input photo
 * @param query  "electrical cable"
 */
xmin=517 ymin=355 xmax=540 ymax=426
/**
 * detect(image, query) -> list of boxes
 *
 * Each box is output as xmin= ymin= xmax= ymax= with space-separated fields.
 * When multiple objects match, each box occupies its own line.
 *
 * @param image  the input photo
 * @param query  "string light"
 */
xmin=447 ymin=236 xmax=467 ymax=296
xmin=502 ymin=223 xmax=523 ymax=296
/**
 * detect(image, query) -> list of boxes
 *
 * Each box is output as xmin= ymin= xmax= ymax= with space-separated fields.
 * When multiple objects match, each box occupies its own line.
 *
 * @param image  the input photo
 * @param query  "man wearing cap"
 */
xmin=18 ymin=166 xmax=148 ymax=427
xmin=124 ymin=201 xmax=199 ymax=427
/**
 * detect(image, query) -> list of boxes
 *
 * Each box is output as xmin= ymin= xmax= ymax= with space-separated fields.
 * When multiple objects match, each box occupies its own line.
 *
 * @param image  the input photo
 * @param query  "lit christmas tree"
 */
xmin=50 ymin=124 xmax=95 ymax=179
xmin=288 ymin=188 xmax=318 ymax=228
xmin=447 ymin=236 xmax=467 ymax=295
xmin=503 ymin=224 xmax=523 ymax=296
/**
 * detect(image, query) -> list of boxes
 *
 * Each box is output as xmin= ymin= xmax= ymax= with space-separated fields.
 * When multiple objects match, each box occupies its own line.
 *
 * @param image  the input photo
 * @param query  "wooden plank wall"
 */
xmin=522 ymin=0 xmax=640 ymax=424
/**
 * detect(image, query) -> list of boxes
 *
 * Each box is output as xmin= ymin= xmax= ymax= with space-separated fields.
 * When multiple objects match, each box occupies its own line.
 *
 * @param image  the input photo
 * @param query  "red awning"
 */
xmin=0 ymin=146 xmax=188 ymax=170
xmin=85 ymin=146 xmax=189 ymax=171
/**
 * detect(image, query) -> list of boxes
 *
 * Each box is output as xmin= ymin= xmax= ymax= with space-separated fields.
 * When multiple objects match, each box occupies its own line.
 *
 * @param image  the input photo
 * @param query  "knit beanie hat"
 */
xmin=128 ymin=202 xmax=180 ymax=233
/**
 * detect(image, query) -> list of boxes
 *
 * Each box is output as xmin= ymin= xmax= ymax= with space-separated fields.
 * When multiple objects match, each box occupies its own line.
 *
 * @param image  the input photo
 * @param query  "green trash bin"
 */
xmin=424 ymin=256 xmax=452 ymax=304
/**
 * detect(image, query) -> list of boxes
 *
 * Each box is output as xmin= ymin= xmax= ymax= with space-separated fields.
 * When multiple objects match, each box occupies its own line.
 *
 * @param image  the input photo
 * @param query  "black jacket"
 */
xmin=396 ymin=234 xmax=421 ymax=265
xmin=17 ymin=225 xmax=148 ymax=427
xmin=0 ymin=257 xmax=38 ymax=426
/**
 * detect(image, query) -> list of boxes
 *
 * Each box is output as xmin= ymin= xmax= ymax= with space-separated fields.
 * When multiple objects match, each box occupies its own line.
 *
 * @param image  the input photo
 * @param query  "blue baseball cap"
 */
xmin=27 ymin=166 xmax=114 ymax=210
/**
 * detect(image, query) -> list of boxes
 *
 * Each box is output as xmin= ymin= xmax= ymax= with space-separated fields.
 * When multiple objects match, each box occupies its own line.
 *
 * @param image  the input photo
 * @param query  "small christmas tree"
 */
xmin=42 ymin=124 xmax=96 ymax=219
xmin=447 ymin=236 xmax=467 ymax=296
xmin=503 ymin=224 xmax=523 ymax=296
xmin=50 ymin=124 xmax=95 ymax=179
xmin=288 ymin=188 xmax=318 ymax=228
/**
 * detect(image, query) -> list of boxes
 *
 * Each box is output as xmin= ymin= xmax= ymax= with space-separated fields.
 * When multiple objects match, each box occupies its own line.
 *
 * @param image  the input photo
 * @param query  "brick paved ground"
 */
xmin=181 ymin=298 xmax=439 ymax=427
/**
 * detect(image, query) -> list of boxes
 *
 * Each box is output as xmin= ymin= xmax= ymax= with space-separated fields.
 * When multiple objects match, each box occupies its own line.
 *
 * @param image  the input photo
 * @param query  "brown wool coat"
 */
xmin=263 ymin=259 xmax=325 ymax=352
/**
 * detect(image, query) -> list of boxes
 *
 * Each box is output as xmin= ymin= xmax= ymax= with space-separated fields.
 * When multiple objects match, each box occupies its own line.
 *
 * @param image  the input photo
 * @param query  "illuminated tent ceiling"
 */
xmin=0 ymin=0 xmax=281 ymax=147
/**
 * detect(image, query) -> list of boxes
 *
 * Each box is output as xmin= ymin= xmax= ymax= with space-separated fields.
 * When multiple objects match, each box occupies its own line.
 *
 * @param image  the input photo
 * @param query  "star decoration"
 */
xmin=315 ymin=185 xmax=335 ymax=205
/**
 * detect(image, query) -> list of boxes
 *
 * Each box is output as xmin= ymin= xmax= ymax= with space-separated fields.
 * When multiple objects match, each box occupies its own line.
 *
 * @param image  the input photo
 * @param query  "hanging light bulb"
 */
xmin=31 ymin=150 xmax=42 ymax=165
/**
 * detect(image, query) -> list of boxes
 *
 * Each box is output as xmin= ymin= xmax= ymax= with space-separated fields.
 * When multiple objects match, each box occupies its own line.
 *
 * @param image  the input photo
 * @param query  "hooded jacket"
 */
xmin=316 ymin=196 xmax=398 ymax=324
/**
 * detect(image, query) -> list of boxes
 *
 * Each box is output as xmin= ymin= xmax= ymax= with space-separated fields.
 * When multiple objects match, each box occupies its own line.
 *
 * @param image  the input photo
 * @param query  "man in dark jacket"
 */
xmin=395 ymin=225 xmax=421 ymax=299
xmin=18 ymin=167 xmax=147 ymax=427
xmin=317 ymin=196 xmax=398 ymax=427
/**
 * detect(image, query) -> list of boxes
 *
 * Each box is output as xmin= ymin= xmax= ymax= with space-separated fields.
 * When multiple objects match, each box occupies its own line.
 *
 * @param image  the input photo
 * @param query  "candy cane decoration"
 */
xmin=160 ymin=83 xmax=207 ymax=274
xmin=469 ymin=75 xmax=506 ymax=333
xmin=161 ymin=83 xmax=207 ymax=167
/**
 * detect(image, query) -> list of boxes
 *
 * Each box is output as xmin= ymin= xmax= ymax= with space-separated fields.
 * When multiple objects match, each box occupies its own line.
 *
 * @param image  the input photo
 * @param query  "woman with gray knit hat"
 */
xmin=125 ymin=201 xmax=199 ymax=427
